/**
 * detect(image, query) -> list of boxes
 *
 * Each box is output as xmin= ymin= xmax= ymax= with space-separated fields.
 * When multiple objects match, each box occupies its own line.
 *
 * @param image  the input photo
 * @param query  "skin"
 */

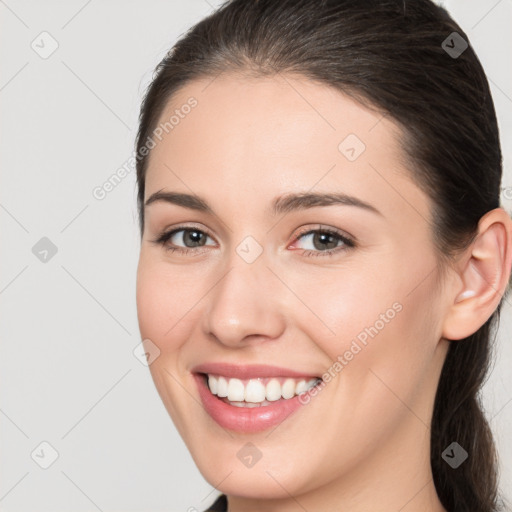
xmin=135 ymin=72 xmax=512 ymax=512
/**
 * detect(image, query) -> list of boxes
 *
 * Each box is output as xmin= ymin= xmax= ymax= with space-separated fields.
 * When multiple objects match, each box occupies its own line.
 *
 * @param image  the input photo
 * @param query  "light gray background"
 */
xmin=1 ymin=1 xmax=511 ymax=511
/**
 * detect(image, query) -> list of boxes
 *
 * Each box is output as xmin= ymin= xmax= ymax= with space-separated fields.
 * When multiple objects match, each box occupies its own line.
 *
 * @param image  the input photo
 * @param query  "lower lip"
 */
xmin=194 ymin=373 xmax=309 ymax=433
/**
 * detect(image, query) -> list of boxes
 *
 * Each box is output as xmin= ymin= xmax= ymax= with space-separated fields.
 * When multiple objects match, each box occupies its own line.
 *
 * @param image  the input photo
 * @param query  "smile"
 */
xmin=192 ymin=363 xmax=324 ymax=432
xmin=206 ymin=374 xmax=320 ymax=407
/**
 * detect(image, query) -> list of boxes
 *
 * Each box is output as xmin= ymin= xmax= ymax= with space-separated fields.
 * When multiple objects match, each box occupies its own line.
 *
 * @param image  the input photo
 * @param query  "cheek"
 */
xmin=289 ymin=264 xmax=403 ymax=359
xmin=300 ymin=256 xmax=440 ymax=404
xmin=315 ymin=247 xmax=439 ymax=355
xmin=135 ymin=256 xmax=196 ymax=352
xmin=135 ymin=256 xmax=200 ymax=433
xmin=136 ymin=263 xmax=165 ymax=342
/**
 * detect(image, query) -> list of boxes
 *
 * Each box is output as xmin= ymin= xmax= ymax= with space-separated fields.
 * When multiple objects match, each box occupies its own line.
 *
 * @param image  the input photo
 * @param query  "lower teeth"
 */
xmin=220 ymin=397 xmax=276 ymax=408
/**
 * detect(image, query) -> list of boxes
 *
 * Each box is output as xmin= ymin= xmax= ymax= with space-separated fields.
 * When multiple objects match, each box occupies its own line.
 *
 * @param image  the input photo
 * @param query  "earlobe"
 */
xmin=442 ymin=208 xmax=512 ymax=341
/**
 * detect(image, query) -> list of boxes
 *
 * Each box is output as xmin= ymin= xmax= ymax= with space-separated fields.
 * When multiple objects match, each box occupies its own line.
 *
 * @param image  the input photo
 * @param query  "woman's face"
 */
xmin=136 ymin=73 xmax=450 ymax=501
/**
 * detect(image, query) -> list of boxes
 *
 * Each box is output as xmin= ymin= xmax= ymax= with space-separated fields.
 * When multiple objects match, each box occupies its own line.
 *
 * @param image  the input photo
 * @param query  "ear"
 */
xmin=442 ymin=208 xmax=512 ymax=341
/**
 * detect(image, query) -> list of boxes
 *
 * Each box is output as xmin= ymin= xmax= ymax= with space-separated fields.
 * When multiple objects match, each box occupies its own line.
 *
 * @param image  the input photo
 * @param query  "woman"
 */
xmin=134 ymin=1 xmax=511 ymax=510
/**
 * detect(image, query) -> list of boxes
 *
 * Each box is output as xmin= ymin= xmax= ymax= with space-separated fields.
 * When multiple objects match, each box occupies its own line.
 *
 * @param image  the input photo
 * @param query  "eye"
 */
xmin=151 ymin=225 xmax=216 ymax=255
xmin=290 ymin=226 xmax=356 ymax=258
xmin=151 ymin=224 xmax=356 ymax=258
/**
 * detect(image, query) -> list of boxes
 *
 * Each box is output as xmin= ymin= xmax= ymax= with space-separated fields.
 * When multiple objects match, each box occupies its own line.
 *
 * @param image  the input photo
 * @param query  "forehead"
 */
xmin=150 ymin=72 xmax=397 ymax=163
xmin=143 ymin=72 xmax=429 ymax=224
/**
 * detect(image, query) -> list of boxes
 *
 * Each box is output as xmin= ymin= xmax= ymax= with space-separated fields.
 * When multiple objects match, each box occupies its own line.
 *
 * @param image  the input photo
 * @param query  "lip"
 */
xmin=191 ymin=363 xmax=322 ymax=433
xmin=191 ymin=362 xmax=320 ymax=380
xmin=194 ymin=373 xmax=317 ymax=433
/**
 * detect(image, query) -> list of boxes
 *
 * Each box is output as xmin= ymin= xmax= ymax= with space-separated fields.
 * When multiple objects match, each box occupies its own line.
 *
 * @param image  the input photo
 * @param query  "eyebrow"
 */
xmin=144 ymin=190 xmax=383 ymax=217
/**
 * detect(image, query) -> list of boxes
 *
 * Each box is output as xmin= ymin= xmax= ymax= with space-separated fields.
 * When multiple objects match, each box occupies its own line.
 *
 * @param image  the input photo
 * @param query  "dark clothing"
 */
xmin=204 ymin=494 xmax=227 ymax=511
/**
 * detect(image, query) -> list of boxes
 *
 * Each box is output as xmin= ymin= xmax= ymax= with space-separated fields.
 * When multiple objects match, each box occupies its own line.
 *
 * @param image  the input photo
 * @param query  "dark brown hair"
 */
xmin=134 ymin=1 xmax=509 ymax=510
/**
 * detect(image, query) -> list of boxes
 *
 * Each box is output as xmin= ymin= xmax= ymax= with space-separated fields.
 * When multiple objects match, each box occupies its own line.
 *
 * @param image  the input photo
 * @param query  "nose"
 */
xmin=201 ymin=253 xmax=286 ymax=348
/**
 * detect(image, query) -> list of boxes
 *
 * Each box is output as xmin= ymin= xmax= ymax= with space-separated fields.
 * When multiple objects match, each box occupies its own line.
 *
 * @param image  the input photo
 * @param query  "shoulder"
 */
xmin=203 ymin=494 xmax=227 ymax=512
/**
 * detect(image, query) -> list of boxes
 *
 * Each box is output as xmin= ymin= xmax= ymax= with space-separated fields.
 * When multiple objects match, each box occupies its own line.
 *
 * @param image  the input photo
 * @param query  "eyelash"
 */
xmin=151 ymin=224 xmax=356 ymax=258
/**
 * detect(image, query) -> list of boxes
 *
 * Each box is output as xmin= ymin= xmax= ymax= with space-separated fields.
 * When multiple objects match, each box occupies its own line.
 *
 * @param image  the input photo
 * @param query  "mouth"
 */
xmin=203 ymin=373 xmax=320 ymax=407
xmin=192 ymin=363 xmax=324 ymax=432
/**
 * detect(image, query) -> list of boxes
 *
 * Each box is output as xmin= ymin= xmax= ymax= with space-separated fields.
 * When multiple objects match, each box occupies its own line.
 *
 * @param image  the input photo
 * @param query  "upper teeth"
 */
xmin=207 ymin=374 xmax=320 ymax=403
